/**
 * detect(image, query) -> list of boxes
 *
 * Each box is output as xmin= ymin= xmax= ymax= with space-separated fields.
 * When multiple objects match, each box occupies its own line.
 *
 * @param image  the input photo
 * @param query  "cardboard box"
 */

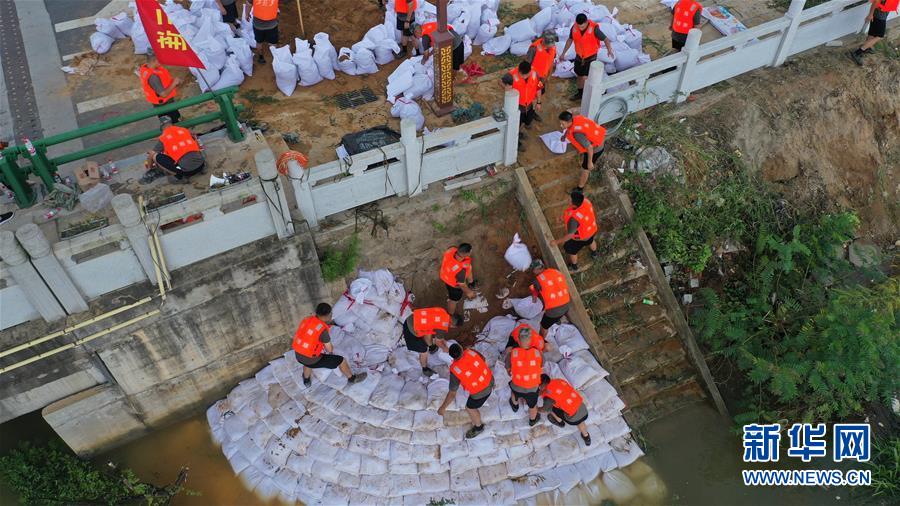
xmin=76 ymin=161 xmax=101 ymax=191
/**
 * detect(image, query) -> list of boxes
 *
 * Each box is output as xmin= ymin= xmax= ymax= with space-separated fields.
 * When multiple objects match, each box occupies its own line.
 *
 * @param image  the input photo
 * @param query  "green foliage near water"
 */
xmin=866 ymin=437 xmax=900 ymax=498
xmin=320 ymin=234 xmax=361 ymax=282
xmin=0 ymin=442 xmax=190 ymax=505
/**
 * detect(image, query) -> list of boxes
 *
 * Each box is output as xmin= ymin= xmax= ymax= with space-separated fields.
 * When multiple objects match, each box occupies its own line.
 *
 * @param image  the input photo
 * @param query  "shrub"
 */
xmin=320 ymin=234 xmax=361 ymax=282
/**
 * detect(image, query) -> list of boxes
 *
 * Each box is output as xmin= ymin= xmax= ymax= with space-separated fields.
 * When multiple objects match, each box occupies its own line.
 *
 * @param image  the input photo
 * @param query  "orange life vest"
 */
xmin=511 ymin=323 xmax=544 ymax=351
xmin=421 ymin=21 xmax=454 ymax=47
xmin=440 ymin=247 xmax=472 ymax=286
xmin=395 ymin=0 xmax=417 ymax=14
xmin=572 ymin=20 xmax=602 ymax=59
xmin=510 ymin=347 xmax=543 ymax=389
xmin=565 ymin=115 xmax=606 ymax=154
xmin=139 ymin=64 xmax=177 ymax=105
xmin=451 ymin=349 xmax=493 ymax=394
xmin=535 ymin=269 xmax=570 ymax=310
xmin=292 ymin=316 xmax=329 ymax=358
xmin=508 ymin=67 xmax=542 ymax=107
xmin=253 ymin=0 xmax=279 ymax=21
xmin=672 ymin=0 xmax=702 ymax=34
xmin=563 ymin=199 xmax=598 ymax=241
xmin=412 ymin=307 xmax=451 ymax=336
xmin=542 ymin=378 xmax=583 ymax=417
xmin=529 ymin=39 xmax=557 ymax=78
xmin=159 ymin=126 xmax=200 ymax=162
xmin=878 ymin=0 xmax=899 ymax=12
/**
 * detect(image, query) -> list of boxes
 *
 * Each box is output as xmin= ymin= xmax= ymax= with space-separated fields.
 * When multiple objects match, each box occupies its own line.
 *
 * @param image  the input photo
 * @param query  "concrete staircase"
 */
xmin=524 ymin=165 xmax=711 ymax=427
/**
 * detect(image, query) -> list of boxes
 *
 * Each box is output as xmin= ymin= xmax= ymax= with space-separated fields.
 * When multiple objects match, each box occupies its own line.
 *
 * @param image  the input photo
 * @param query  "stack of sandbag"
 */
xmin=391 ymin=97 xmax=426 ymax=131
xmin=270 ymin=44 xmax=298 ymax=96
xmin=293 ymin=38 xmax=323 ymax=87
xmin=91 ymin=12 xmax=132 ymax=54
xmin=313 ymin=33 xmax=338 ymax=80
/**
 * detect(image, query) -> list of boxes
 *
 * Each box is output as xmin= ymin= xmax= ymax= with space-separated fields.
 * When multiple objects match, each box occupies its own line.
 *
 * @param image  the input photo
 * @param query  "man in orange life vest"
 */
xmin=529 ymin=259 xmax=571 ymax=337
xmin=553 ymin=189 xmax=600 ymax=271
xmin=293 ymin=303 xmax=368 ymax=387
xmin=145 ymin=117 xmax=206 ymax=184
xmin=559 ymin=111 xmax=606 ymax=191
xmin=395 ymin=0 xmax=418 ymax=56
xmin=437 ymin=343 xmax=495 ymax=439
xmin=413 ymin=22 xmax=469 ymax=82
xmin=139 ymin=55 xmax=183 ymax=124
xmin=439 ymin=243 xmax=475 ymax=326
xmin=505 ymin=329 xmax=543 ymax=426
xmin=670 ymin=0 xmax=703 ymax=51
xmin=403 ymin=306 xmax=451 ymax=377
xmin=524 ymin=31 xmax=558 ymax=121
xmin=539 ymin=374 xmax=592 ymax=446
xmin=560 ymin=13 xmax=614 ymax=102
xmin=501 ymin=61 xmax=544 ymax=152
xmin=851 ymin=0 xmax=899 ymax=65
xmin=504 ymin=322 xmax=546 ymax=353
xmin=252 ymin=0 xmax=279 ymax=64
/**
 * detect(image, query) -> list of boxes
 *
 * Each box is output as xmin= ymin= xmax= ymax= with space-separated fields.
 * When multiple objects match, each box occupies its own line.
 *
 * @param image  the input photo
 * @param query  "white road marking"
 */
xmin=54 ymin=0 xmax=129 ymax=33
xmin=76 ymin=89 xmax=143 ymax=114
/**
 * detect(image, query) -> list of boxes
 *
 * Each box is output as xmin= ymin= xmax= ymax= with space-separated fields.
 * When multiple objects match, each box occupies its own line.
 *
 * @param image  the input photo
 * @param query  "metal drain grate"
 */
xmin=0 ymin=1 xmax=42 ymax=141
xmin=332 ymin=87 xmax=378 ymax=109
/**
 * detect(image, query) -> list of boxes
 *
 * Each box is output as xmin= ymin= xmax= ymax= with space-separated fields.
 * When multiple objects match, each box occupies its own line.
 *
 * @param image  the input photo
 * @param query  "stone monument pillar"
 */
xmin=432 ymin=0 xmax=455 ymax=116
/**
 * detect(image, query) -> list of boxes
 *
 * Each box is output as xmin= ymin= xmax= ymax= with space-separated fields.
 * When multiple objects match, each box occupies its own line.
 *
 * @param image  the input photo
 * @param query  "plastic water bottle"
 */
xmin=44 ymin=208 xmax=60 ymax=220
xmin=24 ymin=138 xmax=36 ymax=156
xmin=107 ymin=158 xmax=118 ymax=175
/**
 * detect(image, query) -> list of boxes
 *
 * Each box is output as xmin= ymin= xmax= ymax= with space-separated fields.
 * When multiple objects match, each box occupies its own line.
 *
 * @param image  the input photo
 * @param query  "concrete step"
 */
xmin=620 ymin=360 xmax=700 ymax=405
xmin=600 ymin=318 xmax=677 ymax=362
xmin=614 ymin=336 xmax=689 ymax=385
xmin=599 ymin=300 xmax=671 ymax=336
xmin=578 ymin=263 xmax=648 ymax=298
xmin=584 ymin=276 xmax=658 ymax=318
xmin=625 ymin=378 xmax=706 ymax=427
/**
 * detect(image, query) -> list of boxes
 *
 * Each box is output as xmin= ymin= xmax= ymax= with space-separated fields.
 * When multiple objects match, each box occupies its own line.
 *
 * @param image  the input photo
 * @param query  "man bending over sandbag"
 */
xmin=539 ymin=374 xmax=592 ymax=446
xmin=403 ymin=307 xmax=451 ymax=377
xmin=293 ymin=303 xmax=367 ymax=387
xmin=506 ymin=329 xmax=543 ymax=426
xmin=438 ymin=344 xmax=495 ymax=439
xmin=529 ymin=259 xmax=572 ymax=337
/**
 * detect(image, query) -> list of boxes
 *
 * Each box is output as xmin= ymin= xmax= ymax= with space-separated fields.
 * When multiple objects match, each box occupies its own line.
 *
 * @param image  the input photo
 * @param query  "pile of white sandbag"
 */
xmin=207 ymin=268 xmax=644 ymax=505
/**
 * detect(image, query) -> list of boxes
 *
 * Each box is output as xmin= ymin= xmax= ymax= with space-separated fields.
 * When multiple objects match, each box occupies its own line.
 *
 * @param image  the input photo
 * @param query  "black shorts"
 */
xmin=446 ymin=283 xmax=463 ymax=302
xmin=564 ymin=236 xmax=595 ymax=255
xmin=402 ymin=323 xmax=429 ymax=353
xmin=574 ymin=55 xmax=596 ymax=77
xmin=540 ymin=312 xmax=564 ymax=330
xmin=672 ymin=32 xmax=688 ymax=50
xmin=519 ymin=104 xmax=536 ymax=127
xmin=868 ymin=17 xmax=887 ymax=38
xmin=511 ymin=387 xmax=539 ymax=409
xmin=466 ymin=387 xmax=492 ymax=409
xmin=222 ymin=2 xmax=239 ymax=25
xmin=153 ymin=102 xmax=181 ymax=124
xmin=452 ymin=42 xmax=465 ymax=70
xmin=154 ymin=154 xmax=205 ymax=180
xmin=397 ymin=14 xmax=412 ymax=36
xmin=581 ymin=148 xmax=603 ymax=170
xmin=254 ymin=26 xmax=279 ymax=45
xmin=295 ymin=352 xmax=344 ymax=369
xmin=552 ymin=406 xmax=589 ymax=425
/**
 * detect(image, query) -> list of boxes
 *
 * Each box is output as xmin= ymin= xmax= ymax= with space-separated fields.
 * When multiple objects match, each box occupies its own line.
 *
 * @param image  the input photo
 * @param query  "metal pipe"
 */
xmin=0 ymin=297 xmax=152 ymax=359
xmin=153 ymin=230 xmax=172 ymax=291
xmin=139 ymin=196 xmax=167 ymax=300
xmin=0 ymin=309 xmax=162 ymax=375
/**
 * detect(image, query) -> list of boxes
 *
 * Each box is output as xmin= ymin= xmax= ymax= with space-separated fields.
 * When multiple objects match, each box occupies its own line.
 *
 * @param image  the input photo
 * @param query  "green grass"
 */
xmin=320 ymin=234 xmax=360 ymax=282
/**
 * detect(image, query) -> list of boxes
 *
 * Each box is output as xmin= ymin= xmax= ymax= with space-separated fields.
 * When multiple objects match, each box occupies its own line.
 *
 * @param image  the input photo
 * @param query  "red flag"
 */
xmin=136 ymin=0 xmax=205 ymax=69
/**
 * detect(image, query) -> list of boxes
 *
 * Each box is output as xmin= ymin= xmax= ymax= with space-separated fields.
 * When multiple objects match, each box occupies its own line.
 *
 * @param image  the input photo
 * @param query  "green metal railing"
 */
xmin=0 ymin=86 xmax=244 ymax=208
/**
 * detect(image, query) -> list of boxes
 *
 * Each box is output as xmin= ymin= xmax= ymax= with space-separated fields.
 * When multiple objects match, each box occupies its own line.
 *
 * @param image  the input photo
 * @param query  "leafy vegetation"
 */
xmin=320 ymin=234 xmax=361 ymax=282
xmin=0 ymin=442 xmax=190 ymax=506
xmin=865 ymin=437 xmax=900 ymax=498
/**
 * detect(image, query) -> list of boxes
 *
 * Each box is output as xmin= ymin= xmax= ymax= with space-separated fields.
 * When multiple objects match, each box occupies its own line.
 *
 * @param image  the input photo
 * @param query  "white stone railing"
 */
xmin=582 ymin=0 xmax=898 ymax=123
xmin=291 ymin=91 xmax=521 ymax=228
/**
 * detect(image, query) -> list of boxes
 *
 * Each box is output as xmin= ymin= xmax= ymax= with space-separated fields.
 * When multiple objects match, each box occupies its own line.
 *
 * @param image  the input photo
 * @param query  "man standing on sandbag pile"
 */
xmin=670 ymin=0 xmax=703 ymax=52
xmin=501 ymin=61 xmax=543 ymax=152
xmin=438 ymin=344 xmax=495 ymax=439
xmin=139 ymin=54 xmax=183 ymax=124
xmin=439 ymin=243 xmax=476 ymax=326
xmin=850 ymin=0 xmax=898 ymax=65
xmin=553 ymin=189 xmax=600 ymax=272
xmin=252 ymin=0 xmax=279 ymax=64
xmin=558 ymin=111 xmax=607 ymax=191
xmin=414 ymin=22 xmax=470 ymax=83
xmin=506 ymin=329 xmax=544 ymax=426
xmin=395 ymin=0 xmax=418 ymax=57
xmin=560 ymin=13 xmax=614 ymax=102
xmin=505 ymin=322 xmax=545 ymax=353
xmin=529 ymin=259 xmax=571 ymax=338
xmin=293 ymin=303 xmax=368 ymax=387
xmin=539 ymin=374 xmax=592 ymax=446
xmin=525 ymin=31 xmax=558 ymax=122
xmin=403 ymin=307 xmax=451 ymax=377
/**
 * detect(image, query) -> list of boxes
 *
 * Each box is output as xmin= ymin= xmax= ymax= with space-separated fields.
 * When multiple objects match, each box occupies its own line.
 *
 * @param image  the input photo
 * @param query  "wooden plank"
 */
xmin=602 ymin=169 xmax=730 ymax=419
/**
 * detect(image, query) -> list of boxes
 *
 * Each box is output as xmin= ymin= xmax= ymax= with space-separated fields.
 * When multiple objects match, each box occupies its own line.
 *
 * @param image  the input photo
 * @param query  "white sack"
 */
xmin=510 ymin=39 xmax=531 ymax=56
xmin=603 ymin=469 xmax=639 ymax=503
xmin=507 ymin=19 xmax=537 ymax=43
xmin=337 ymin=47 xmax=358 ymax=75
xmin=482 ymin=34 xmax=511 ymax=55
xmin=374 ymin=45 xmax=396 ymax=65
xmin=474 ymin=22 xmax=498 ymax=45
xmin=227 ymin=37 xmax=254 ymax=76
xmin=353 ymin=47 xmax=379 ymax=75
xmin=95 ymin=17 xmax=128 ymax=39
xmin=540 ymin=130 xmax=569 ymax=154
xmin=405 ymin=73 xmax=433 ymax=101
xmin=130 ymin=16 xmax=151 ymax=54
xmin=313 ymin=32 xmax=338 ymax=79
xmin=504 ymin=233 xmax=533 ymax=271
xmin=90 ymin=32 xmax=115 ymax=54
xmin=553 ymin=61 xmax=576 ymax=78
xmin=113 ymin=12 xmax=133 ymax=37
xmin=194 ymin=17 xmax=228 ymax=69
xmin=531 ymin=7 xmax=553 ymax=34
xmin=190 ymin=59 xmax=221 ymax=92
xmin=614 ymin=46 xmax=642 ymax=72
xmin=271 ymin=46 xmax=298 ymax=96
xmin=212 ymin=55 xmax=245 ymax=90
xmin=390 ymin=97 xmax=425 ymax=131
xmin=622 ymin=26 xmax=643 ymax=51
xmin=239 ymin=3 xmax=257 ymax=48
xmin=511 ymin=297 xmax=544 ymax=320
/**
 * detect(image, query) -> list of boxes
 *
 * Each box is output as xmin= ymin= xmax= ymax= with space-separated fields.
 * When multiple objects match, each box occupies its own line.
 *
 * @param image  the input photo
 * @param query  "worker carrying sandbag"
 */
xmin=505 ymin=328 xmax=543 ymax=426
xmin=671 ymin=0 xmax=703 ymax=51
xmin=439 ymin=243 xmax=476 ymax=326
xmin=529 ymin=259 xmax=571 ymax=337
xmin=402 ymin=307 xmax=451 ymax=377
xmin=139 ymin=55 xmax=183 ymax=124
xmin=437 ymin=344 xmax=495 ymax=439
xmin=540 ymin=374 xmax=592 ymax=446
xmin=558 ymin=111 xmax=606 ymax=191
xmin=524 ymin=32 xmax=557 ymax=120
xmin=559 ymin=13 xmax=614 ymax=102
xmin=553 ymin=189 xmax=600 ymax=272
xmin=504 ymin=322 xmax=545 ymax=352
xmin=292 ymin=303 xmax=368 ymax=387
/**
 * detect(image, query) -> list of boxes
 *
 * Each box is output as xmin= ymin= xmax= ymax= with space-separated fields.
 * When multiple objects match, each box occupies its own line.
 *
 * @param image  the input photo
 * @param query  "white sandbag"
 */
xmin=482 ymin=34 xmax=511 ymax=55
xmin=622 ymin=26 xmax=643 ymax=51
xmin=556 ymin=38 xmax=576 ymax=61
xmin=337 ymin=47 xmax=358 ymax=76
xmin=365 ymin=24 xmax=392 ymax=44
xmin=553 ymin=60 xmax=576 ymax=78
xmin=212 ymin=55 xmax=245 ymax=90
xmin=397 ymin=379 xmax=428 ymax=410
xmin=510 ymin=39 xmax=531 ymax=57
xmin=239 ymin=3 xmax=257 ymax=48
xmin=294 ymin=50 xmax=323 ymax=87
xmin=113 ymin=12 xmax=133 ymax=37
xmin=353 ymin=47 xmax=379 ymax=75
xmin=130 ymin=16 xmax=151 ymax=54
xmin=531 ymin=7 xmax=553 ymax=34
xmin=312 ymin=32 xmax=338 ymax=80
xmin=561 ymin=350 xmax=608 ymax=389
xmin=271 ymin=45 xmax=298 ymax=96
xmin=369 ymin=373 xmax=405 ymax=410
xmin=405 ymin=73 xmax=433 ymax=101
xmin=194 ymin=17 xmax=228 ymax=69
xmin=540 ymin=130 xmax=569 ymax=154
xmin=507 ymin=19 xmax=537 ymax=43
xmin=79 ymin=183 xmax=113 ymax=212
xmin=390 ymin=97 xmax=425 ymax=131
xmin=589 ymin=5 xmax=613 ymax=22
xmin=603 ymin=469 xmax=639 ymax=503
xmin=614 ymin=46 xmax=642 ymax=72
xmin=511 ymin=297 xmax=544 ymax=320
xmin=504 ymin=233 xmax=532 ymax=271
xmin=227 ymin=37 xmax=254 ymax=76
xmin=598 ymin=22 xmax=618 ymax=43
xmin=463 ymin=35 xmax=473 ymax=62
xmin=190 ymin=61 xmax=220 ymax=92
xmin=548 ymin=324 xmax=590 ymax=353
xmin=374 ymin=45 xmax=396 ymax=65
xmin=90 ymin=32 xmax=115 ymax=54
xmin=474 ymin=22 xmax=498 ymax=45
xmin=95 ymin=16 xmax=128 ymax=39
xmin=605 ymin=61 xmax=617 ymax=75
